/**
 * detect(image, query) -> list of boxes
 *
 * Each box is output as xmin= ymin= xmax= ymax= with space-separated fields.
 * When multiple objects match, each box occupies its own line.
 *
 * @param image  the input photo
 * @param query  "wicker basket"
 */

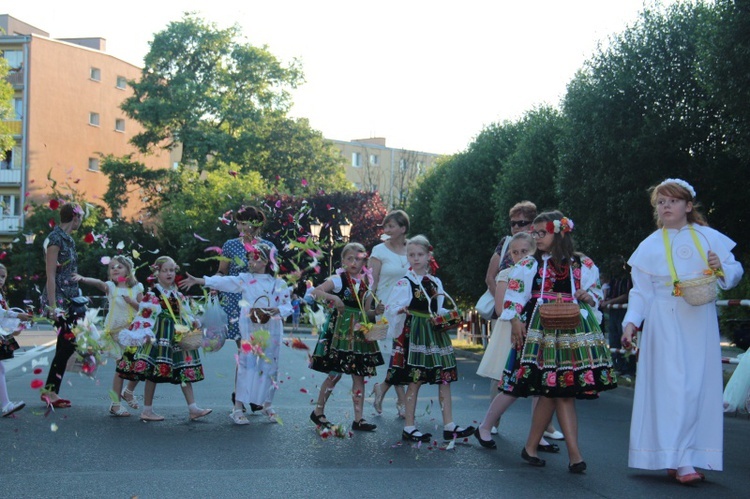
xmin=249 ymin=296 xmax=272 ymax=324
xmin=178 ymin=328 xmax=203 ymax=350
xmin=427 ymin=293 xmax=462 ymax=333
xmin=539 ymin=295 xmax=580 ymax=330
xmin=678 ymin=274 xmax=718 ymax=306
xmin=363 ymin=322 xmax=388 ymax=342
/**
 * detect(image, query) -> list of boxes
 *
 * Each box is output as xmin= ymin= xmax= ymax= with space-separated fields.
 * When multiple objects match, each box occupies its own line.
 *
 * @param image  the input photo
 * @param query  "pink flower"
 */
xmin=583 ymin=370 xmax=594 ymax=384
xmin=546 ymin=372 xmax=557 ymax=387
xmin=507 ymin=279 xmax=520 ymax=291
xmin=573 ymin=268 xmax=582 ymax=280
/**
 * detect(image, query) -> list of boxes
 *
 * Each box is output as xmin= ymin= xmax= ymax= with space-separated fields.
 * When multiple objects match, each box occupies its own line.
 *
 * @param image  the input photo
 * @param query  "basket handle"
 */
xmin=252 ymin=295 xmax=272 ymax=308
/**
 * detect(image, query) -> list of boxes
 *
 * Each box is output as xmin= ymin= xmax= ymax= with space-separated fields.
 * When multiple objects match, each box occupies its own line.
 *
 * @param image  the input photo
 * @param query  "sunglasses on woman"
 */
xmin=510 ymin=220 xmax=531 ymax=228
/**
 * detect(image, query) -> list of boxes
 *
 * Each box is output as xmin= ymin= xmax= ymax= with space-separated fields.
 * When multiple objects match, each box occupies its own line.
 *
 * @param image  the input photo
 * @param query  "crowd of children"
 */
xmin=1 ymin=185 xmax=745 ymax=486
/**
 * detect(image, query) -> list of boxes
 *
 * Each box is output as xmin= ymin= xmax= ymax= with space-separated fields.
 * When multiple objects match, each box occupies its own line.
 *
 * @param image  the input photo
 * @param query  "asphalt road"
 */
xmin=1 ymin=330 xmax=748 ymax=499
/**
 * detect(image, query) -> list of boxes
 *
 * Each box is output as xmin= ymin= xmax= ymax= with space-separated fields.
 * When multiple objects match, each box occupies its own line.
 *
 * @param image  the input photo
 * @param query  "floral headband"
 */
xmin=546 ymin=217 xmax=574 ymax=236
xmin=658 ymin=178 xmax=696 ymax=199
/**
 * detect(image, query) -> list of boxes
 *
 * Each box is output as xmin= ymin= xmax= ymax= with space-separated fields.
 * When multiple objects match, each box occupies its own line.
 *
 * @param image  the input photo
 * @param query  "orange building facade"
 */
xmin=0 ymin=14 xmax=173 ymax=239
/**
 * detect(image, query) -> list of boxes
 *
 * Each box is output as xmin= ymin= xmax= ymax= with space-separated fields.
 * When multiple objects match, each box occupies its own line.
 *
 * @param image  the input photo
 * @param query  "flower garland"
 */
xmin=658 ymin=178 xmax=696 ymax=199
xmin=545 ymin=217 xmax=574 ymax=236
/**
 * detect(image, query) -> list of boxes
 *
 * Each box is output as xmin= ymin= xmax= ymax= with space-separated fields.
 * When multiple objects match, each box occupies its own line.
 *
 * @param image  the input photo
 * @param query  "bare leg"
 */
xmin=143 ymin=380 xmax=156 ymax=407
xmin=438 ymin=383 xmax=453 ymax=425
xmin=313 ymin=374 xmax=341 ymax=417
xmin=404 ymin=382 xmax=422 ymax=427
xmin=181 ymin=382 xmax=195 ymax=405
xmin=554 ymin=398 xmax=582 ymax=464
xmin=352 ymin=375 xmax=365 ymax=421
xmin=489 ymin=379 xmax=501 ymax=428
xmin=478 ymin=392 xmax=517 ymax=439
xmin=524 ymin=396 xmax=556 ymax=458
xmin=533 ymin=396 xmax=561 ymax=435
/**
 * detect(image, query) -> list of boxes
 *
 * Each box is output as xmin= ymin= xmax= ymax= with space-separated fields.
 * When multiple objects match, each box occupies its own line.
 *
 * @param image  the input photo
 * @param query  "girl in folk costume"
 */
xmin=0 ymin=264 xmax=33 ymax=417
xmin=180 ymin=243 xmax=292 ymax=425
xmin=309 ymin=242 xmax=384 ymax=432
xmin=622 ymin=179 xmax=743 ymax=484
xmin=475 ymin=232 xmax=561 ymax=452
xmin=501 ymin=211 xmax=616 ymax=472
xmin=119 ymin=256 xmax=212 ymax=422
xmin=73 ymin=256 xmax=143 ymax=417
xmin=384 ymin=235 xmax=475 ymax=443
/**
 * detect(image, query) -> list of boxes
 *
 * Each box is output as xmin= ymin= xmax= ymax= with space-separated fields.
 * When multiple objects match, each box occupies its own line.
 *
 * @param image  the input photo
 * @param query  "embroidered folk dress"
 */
xmin=623 ymin=225 xmax=743 ymax=471
xmin=119 ymin=284 xmax=205 ymax=385
xmin=501 ymin=254 xmax=617 ymax=399
xmin=203 ymin=273 xmax=292 ymax=407
xmin=384 ymin=272 xmax=459 ymax=385
xmin=219 ymin=237 xmax=276 ymax=341
xmin=309 ymin=273 xmax=384 ymax=376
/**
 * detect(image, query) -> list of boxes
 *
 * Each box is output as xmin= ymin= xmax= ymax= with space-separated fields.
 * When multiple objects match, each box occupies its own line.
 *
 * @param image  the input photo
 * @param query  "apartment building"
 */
xmin=0 ymin=14 xmax=173 ymax=239
xmin=329 ymin=137 xmax=441 ymax=209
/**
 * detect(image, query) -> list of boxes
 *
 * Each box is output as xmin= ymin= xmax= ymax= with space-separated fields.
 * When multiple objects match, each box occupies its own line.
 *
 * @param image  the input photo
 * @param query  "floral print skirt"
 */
xmin=387 ymin=313 xmax=458 ymax=385
xmin=126 ymin=317 xmax=204 ymax=384
xmin=502 ymin=302 xmax=617 ymax=399
xmin=309 ymin=306 xmax=383 ymax=376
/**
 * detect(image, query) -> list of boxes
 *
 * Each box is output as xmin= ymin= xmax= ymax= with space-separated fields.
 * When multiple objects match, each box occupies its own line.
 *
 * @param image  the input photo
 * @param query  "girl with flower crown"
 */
xmin=621 ymin=179 xmax=743 ymax=484
xmin=119 ymin=256 xmax=212 ymax=422
xmin=73 ymin=255 xmax=143 ymax=417
xmin=309 ymin=242 xmax=384 ymax=432
xmin=501 ymin=211 xmax=616 ymax=472
xmin=384 ymin=235 xmax=475 ymax=443
xmin=180 ymin=243 xmax=292 ymax=425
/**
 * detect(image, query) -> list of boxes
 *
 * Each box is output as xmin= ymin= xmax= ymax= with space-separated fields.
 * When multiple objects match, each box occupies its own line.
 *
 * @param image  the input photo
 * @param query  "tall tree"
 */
xmin=0 ymin=53 xmax=15 ymax=154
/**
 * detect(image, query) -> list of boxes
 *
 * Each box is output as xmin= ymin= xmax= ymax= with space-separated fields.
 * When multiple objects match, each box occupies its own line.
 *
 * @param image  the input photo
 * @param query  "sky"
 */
xmin=8 ymin=0 xmax=680 ymax=155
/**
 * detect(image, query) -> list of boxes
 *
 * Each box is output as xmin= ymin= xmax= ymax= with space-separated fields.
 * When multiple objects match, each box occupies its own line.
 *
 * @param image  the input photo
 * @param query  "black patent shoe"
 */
xmin=443 ymin=425 xmax=476 ymax=441
xmin=352 ymin=419 xmax=377 ymax=432
xmin=230 ymin=392 xmax=246 ymax=413
xmin=521 ymin=447 xmax=546 ymax=467
xmin=402 ymin=429 xmax=432 ymax=442
xmin=537 ymin=443 xmax=560 ymax=453
xmin=249 ymin=403 xmax=263 ymax=413
xmin=569 ymin=461 xmax=587 ymax=473
xmin=310 ymin=411 xmax=332 ymax=428
xmin=473 ymin=428 xmax=497 ymax=449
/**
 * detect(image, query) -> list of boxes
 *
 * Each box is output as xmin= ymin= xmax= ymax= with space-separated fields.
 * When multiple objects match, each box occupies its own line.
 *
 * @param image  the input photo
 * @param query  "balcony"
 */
xmin=5 ymin=69 xmax=24 ymax=86
xmin=0 ymin=216 xmax=21 ymax=233
xmin=0 ymin=169 xmax=22 ymax=184
xmin=1 ymin=120 xmax=22 ymax=136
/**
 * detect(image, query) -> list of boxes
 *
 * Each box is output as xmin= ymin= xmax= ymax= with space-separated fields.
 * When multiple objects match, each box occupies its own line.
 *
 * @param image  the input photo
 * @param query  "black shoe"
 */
xmin=537 ymin=443 xmax=560 ymax=453
xmin=402 ymin=429 xmax=432 ymax=442
xmin=310 ymin=411 xmax=332 ymax=428
xmin=521 ymin=447 xmax=546 ymax=467
xmin=443 ymin=425 xmax=476 ymax=440
xmin=473 ymin=428 xmax=497 ymax=449
xmin=352 ymin=419 xmax=377 ymax=432
xmin=249 ymin=403 xmax=263 ymax=413
xmin=569 ymin=461 xmax=587 ymax=473
xmin=230 ymin=392 xmax=246 ymax=413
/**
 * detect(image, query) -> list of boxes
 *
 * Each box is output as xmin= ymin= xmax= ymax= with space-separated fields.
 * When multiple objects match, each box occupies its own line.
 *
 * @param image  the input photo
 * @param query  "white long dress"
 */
xmin=371 ymin=242 xmax=409 ymax=359
xmin=623 ymin=225 xmax=743 ymax=471
xmin=723 ymin=352 xmax=750 ymax=414
xmin=476 ymin=268 xmax=512 ymax=380
xmin=204 ymin=273 xmax=292 ymax=406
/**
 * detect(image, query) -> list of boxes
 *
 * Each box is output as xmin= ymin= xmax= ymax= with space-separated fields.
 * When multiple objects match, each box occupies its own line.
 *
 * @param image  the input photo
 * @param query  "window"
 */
xmin=116 ymin=76 xmax=127 ymax=89
xmin=417 ymin=161 xmax=424 ymax=175
xmin=115 ymin=119 xmax=125 ymax=132
xmin=88 ymin=158 xmax=100 ymax=171
xmin=352 ymin=152 xmax=361 ymax=167
xmin=0 ymin=146 xmax=20 ymax=169
xmin=369 ymin=154 xmax=379 ymax=166
xmin=13 ymin=98 xmax=22 ymax=119
xmin=2 ymin=50 xmax=23 ymax=70
xmin=0 ymin=195 xmax=20 ymax=216
xmin=399 ymin=158 xmax=407 ymax=171
xmin=89 ymin=112 xmax=100 ymax=126
xmin=90 ymin=67 xmax=101 ymax=81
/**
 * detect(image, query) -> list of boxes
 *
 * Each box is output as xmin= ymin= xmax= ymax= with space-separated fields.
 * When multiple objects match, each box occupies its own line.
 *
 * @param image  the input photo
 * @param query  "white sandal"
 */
xmin=230 ymin=409 xmax=250 ymax=425
xmin=261 ymin=406 xmax=279 ymax=423
xmin=121 ymin=389 xmax=140 ymax=409
xmin=109 ymin=402 xmax=131 ymax=417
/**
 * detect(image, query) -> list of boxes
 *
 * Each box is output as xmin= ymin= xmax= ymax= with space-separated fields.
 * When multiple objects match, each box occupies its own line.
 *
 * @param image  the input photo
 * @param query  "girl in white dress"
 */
xmin=370 ymin=210 xmax=410 ymax=417
xmin=73 ymin=256 xmax=143 ymax=417
xmin=181 ymin=243 xmax=292 ymax=425
xmin=622 ymin=179 xmax=743 ymax=484
xmin=0 ymin=263 xmax=33 ymax=417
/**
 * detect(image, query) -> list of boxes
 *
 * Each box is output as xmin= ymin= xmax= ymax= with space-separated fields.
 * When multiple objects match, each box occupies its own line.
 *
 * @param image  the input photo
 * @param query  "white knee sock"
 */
xmin=0 ymin=363 xmax=11 ymax=407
